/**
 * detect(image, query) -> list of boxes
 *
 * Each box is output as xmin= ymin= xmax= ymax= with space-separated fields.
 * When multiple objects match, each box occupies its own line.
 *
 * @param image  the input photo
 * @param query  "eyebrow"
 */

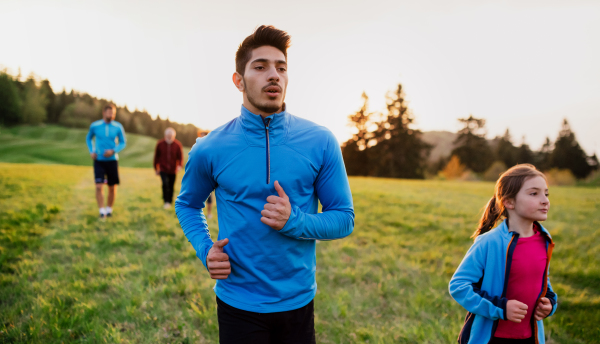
xmin=250 ymin=58 xmax=287 ymax=65
xmin=526 ymin=187 xmax=549 ymax=191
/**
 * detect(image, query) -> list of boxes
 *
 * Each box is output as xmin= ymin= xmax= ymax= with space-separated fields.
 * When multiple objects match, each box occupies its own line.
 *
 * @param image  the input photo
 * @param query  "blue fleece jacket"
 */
xmin=175 ymin=105 xmax=355 ymax=313
xmin=449 ymin=219 xmax=557 ymax=344
xmin=86 ymin=120 xmax=126 ymax=161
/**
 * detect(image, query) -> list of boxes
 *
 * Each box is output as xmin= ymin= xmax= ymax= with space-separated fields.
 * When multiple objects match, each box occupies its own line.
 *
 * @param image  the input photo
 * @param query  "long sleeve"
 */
xmin=449 ymin=239 xmax=508 ymax=321
xmin=278 ymin=132 xmax=354 ymax=241
xmin=153 ymin=143 xmax=160 ymax=171
xmin=544 ymin=272 xmax=558 ymax=317
xmin=177 ymin=142 xmax=184 ymax=167
xmin=114 ymin=124 xmax=126 ymax=153
xmin=86 ymin=126 xmax=95 ymax=154
xmin=175 ymin=141 xmax=217 ymax=269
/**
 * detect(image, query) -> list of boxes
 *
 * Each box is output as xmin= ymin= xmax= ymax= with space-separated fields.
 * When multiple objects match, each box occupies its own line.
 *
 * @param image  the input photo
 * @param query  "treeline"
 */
xmin=0 ymin=71 xmax=203 ymax=147
xmin=342 ymin=83 xmax=598 ymax=180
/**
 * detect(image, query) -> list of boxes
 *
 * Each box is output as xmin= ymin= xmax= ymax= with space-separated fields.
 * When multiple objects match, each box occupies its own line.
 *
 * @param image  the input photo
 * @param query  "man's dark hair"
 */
xmin=235 ymin=25 xmax=291 ymax=76
xmin=103 ymin=103 xmax=116 ymax=113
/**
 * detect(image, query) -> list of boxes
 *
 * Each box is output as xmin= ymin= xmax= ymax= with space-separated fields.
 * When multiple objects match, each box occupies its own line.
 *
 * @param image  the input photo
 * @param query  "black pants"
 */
xmin=490 ymin=336 xmax=535 ymax=344
xmin=160 ymin=172 xmax=176 ymax=203
xmin=217 ymin=297 xmax=316 ymax=344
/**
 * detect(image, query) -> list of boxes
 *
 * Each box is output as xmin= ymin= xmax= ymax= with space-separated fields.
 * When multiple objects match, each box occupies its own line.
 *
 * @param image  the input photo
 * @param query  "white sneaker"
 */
xmin=163 ymin=203 xmax=171 ymax=209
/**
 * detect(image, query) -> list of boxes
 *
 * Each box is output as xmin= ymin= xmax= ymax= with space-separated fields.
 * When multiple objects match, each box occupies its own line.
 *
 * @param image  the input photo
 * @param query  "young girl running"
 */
xmin=449 ymin=164 xmax=557 ymax=344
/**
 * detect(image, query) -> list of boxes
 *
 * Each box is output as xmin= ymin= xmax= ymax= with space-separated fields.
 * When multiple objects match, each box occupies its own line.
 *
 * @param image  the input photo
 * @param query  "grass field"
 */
xmin=1 ymin=162 xmax=598 ymax=343
xmin=0 ymin=126 xmax=190 ymax=167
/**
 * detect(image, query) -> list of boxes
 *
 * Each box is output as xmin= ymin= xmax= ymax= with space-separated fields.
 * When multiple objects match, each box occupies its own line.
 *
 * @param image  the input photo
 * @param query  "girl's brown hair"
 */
xmin=472 ymin=164 xmax=546 ymax=239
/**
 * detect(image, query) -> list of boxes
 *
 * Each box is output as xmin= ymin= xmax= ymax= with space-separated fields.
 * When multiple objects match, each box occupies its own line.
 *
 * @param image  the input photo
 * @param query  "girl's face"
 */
xmin=510 ymin=176 xmax=550 ymax=222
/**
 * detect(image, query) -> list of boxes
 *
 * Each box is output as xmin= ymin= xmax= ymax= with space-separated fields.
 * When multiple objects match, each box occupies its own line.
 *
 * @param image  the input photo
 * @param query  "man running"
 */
xmin=176 ymin=25 xmax=354 ymax=343
xmin=154 ymin=127 xmax=183 ymax=209
xmin=86 ymin=103 xmax=126 ymax=218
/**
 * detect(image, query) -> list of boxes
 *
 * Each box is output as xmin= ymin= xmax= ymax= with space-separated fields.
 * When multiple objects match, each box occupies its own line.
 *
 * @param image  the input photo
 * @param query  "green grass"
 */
xmin=0 ymin=125 xmax=190 ymax=167
xmin=0 ymin=163 xmax=598 ymax=343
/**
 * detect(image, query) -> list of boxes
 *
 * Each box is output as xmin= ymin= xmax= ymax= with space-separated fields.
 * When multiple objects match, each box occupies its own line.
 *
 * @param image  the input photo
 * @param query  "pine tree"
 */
xmin=341 ymin=92 xmax=372 ymax=176
xmin=496 ymin=129 xmax=518 ymax=167
xmin=549 ymin=119 xmax=594 ymax=178
xmin=451 ymin=115 xmax=493 ymax=173
xmin=370 ymin=84 xmax=431 ymax=178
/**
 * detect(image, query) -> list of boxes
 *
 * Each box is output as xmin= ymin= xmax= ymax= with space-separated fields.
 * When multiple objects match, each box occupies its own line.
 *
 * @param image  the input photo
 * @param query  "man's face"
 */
xmin=236 ymin=45 xmax=288 ymax=115
xmin=165 ymin=131 xmax=176 ymax=143
xmin=103 ymin=108 xmax=115 ymax=122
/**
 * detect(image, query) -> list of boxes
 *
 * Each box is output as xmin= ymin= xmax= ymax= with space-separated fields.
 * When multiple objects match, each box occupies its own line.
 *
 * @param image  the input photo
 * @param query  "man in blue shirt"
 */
xmin=175 ymin=25 xmax=355 ymax=343
xmin=86 ymin=103 xmax=126 ymax=218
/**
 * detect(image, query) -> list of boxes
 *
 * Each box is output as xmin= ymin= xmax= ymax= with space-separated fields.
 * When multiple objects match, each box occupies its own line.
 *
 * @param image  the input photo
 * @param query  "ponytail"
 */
xmin=471 ymin=196 xmax=503 ymax=239
xmin=470 ymin=163 xmax=546 ymax=240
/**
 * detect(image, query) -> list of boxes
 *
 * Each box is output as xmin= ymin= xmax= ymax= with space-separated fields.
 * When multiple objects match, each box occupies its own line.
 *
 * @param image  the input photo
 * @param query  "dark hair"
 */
xmin=235 ymin=25 xmax=291 ymax=76
xmin=471 ymin=164 xmax=547 ymax=239
xmin=103 ymin=103 xmax=116 ymax=113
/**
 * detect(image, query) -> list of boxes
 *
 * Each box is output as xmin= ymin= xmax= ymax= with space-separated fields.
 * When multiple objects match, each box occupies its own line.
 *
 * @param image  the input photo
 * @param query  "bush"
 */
xmin=483 ymin=161 xmax=507 ymax=182
xmin=545 ymin=168 xmax=576 ymax=186
xmin=440 ymin=155 xmax=466 ymax=180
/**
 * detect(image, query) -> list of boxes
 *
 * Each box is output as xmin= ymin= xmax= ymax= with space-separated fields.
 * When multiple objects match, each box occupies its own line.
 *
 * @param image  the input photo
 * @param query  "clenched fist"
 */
xmin=534 ymin=297 xmax=552 ymax=321
xmin=261 ymin=180 xmax=291 ymax=231
xmin=506 ymin=299 xmax=528 ymax=323
xmin=206 ymin=238 xmax=230 ymax=280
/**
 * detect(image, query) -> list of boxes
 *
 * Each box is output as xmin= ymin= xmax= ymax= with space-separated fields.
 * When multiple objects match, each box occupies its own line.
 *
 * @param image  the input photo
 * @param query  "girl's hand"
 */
xmin=534 ymin=297 xmax=552 ymax=321
xmin=507 ymin=300 xmax=528 ymax=323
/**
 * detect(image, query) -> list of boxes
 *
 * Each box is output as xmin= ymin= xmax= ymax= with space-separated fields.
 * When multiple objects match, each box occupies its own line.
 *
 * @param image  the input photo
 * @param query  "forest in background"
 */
xmin=0 ymin=70 xmax=598 ymax=183
xmin=0 ymin=71 xmax=203 ymax=147
xmin=341 ymin=83 xmax=599 ymax=183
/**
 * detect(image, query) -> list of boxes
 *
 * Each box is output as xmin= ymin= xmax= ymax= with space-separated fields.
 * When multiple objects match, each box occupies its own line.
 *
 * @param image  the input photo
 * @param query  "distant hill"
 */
xmin=0 ymin=125 xmax=191 ymax=167
xmin=421 ymin=131 xmax=457 ymax=163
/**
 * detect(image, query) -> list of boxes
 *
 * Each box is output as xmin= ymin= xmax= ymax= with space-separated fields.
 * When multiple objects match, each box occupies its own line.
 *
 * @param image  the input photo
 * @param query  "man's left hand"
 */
xmin=533 ymin=297 xmax=553 ymax=321
xmin=103 ymin=149 xmax=115 ymax=158
xmin=261 ymin=180 xmax=291 ymax=230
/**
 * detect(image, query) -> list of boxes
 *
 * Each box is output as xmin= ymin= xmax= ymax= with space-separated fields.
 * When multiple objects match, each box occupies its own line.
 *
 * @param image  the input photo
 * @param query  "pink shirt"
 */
xmin=495 ymin=229 xmax=548 ymax=339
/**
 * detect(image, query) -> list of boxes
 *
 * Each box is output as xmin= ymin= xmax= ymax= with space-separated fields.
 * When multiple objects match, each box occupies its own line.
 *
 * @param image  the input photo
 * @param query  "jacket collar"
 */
xmin=239 ymin=104 xmax=289 ymax=146
xmin=500 ymin=218 xmax=553 ymax=243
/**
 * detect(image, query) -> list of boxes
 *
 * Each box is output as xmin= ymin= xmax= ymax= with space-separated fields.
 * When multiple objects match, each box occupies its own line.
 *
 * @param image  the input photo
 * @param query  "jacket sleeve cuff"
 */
xmin=501 ymin=298 xmax=509 ymax=320
xmin=278 ymin=205 xmax=302 ymax=239
xmin=548 ymin=297 xmax=557 ymax=317
xmin=197 ymin=243 xmax=213 ymax=272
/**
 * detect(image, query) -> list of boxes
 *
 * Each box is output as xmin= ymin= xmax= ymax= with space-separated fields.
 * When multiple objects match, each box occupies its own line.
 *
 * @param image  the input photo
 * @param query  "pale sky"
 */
xmin=1 ymin=0 xmax=599 ymax=154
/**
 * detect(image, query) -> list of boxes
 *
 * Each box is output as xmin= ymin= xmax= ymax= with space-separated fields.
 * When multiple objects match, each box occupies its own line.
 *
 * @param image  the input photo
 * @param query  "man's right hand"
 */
xmin=207 ymin=238 xmax=230 ymax=280
xmin=91 ymin=153 xmax=97 ymax=160
xmin=155 ymin=170 xmax=160 ymax=176
xmin=506 ymin=300 xmax=528 ymax=323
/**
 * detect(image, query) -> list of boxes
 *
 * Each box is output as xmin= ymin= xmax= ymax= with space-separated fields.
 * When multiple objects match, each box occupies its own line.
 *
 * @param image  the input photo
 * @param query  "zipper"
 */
xmin=105 ymin=122 xmax=109 ymax=137
xmin=263 ymin=117 xmax=272 ymax=184
xmin=487 ymin=232 xmax=519 ymax=344
xmin=532 ymin=236 xmax=554 ymax=344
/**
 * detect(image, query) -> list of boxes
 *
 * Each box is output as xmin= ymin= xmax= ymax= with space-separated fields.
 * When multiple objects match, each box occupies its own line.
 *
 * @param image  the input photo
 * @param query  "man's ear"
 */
xmin=503 ymin=198 xmax=515 ymax=210
xmin=232 ymin=72 xmax=244 ymax=92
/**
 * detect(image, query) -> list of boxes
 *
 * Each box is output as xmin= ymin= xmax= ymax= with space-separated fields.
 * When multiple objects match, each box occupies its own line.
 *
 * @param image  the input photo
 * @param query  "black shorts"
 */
xmin=217 ymin=296 xmax=315 ymax=344
xmin=206 ymin=192 xmax=213 ymax=204
xmin=94 ymin=160 xmax=120 ymax=186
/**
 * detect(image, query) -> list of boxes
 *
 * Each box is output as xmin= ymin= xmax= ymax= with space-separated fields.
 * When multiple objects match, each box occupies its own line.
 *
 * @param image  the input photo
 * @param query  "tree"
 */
xmin=535 ymin=137 xmax=553 ymax=171
xmin=516 ymin=137 xmax=534 ymax=165
xmin=0 ymin=72 xmax=23 ymax=125
xmin=20 ymin=76 xmax=48 ymax=125
xmin=451 ymin=115 xmax=494 ymax=173
xmin=495 ymin=129 xmax=518 ymax=167
xmin=341 ymin=92 xmax=372 ymax=176
xmin=370 ymin=84 xmax=432 ymax=178
xmin=39 ymin=79 xmax=56 ymax=123
xmin=549 ymin=119 xmax=594 ymax=178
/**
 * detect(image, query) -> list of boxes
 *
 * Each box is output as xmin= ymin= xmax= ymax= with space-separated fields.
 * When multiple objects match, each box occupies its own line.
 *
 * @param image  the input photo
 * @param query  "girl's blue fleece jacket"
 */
xmin=449 ymin=219 xmax=557 ymax=344
xmin=175 ymin=105 xmax=355 ymax=313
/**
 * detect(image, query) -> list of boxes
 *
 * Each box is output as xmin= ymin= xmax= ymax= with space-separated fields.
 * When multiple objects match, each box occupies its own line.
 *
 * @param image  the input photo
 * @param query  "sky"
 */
xmin=1 ymin=0 xmax=599 ymax=154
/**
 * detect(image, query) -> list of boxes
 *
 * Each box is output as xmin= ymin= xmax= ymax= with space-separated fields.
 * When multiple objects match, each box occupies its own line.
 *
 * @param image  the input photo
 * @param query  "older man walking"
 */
xmin=153 ymin=127 xmax=183 ymax=209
